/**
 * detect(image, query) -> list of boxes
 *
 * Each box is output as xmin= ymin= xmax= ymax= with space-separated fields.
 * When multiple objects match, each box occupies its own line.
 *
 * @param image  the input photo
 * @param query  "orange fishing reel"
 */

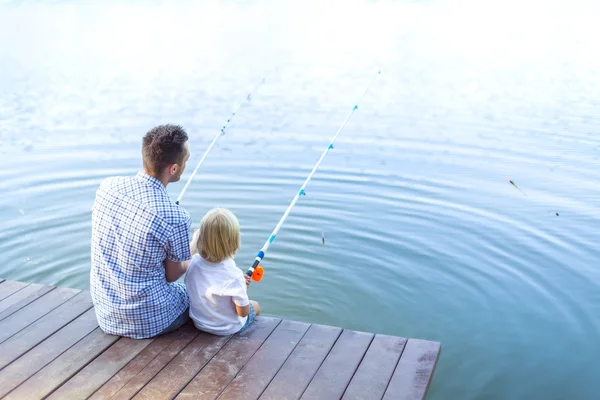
xmin=251 ymin=265 xmax=264 ymax=282
xmin=246 ymin=258 xmax=264 ymax=283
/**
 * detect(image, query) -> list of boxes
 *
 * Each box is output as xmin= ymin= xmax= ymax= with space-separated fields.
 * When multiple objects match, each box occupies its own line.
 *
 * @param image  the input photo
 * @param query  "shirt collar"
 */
xmin=136 ymin=171 xmax=167 ymax=192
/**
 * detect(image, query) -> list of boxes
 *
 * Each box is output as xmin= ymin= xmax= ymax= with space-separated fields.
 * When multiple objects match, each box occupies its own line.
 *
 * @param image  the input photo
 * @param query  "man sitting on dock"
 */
xmin=90 ymin=125 xmax=196 ymax=339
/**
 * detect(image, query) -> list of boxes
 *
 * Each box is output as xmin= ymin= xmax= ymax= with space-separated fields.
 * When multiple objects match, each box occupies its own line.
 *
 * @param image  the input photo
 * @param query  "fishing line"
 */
xmin=505 ymin=176 xmax=559 ymax=216
xmin=176 ymin=75 xmax=269 ymax=205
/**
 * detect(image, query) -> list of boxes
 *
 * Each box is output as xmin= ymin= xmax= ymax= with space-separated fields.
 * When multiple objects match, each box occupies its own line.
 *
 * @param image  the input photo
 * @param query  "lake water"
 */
xmin=1 ymin=0 xmax=599 ymax=399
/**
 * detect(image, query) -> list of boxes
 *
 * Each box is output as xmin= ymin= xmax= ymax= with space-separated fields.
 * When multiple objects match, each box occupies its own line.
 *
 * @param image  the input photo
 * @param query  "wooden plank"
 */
xmin=5 ymin=328 xmax=120 ymax=400
xmin=0 ymin=283 xmax=48 ymax=314
xmin=0 ymin=279 xmax=441 ymax=400
xmin=174 ymin=317 xmax=281 ymax=400
xmin=260 ymin=324 xmax=342 ymax=400
xmin=134 ymin=329 xmax=233 ymax=400
xmin=342 ymin=334 xmax=407 ymax=400
xmin=300 ymin=329 xmax=374 ymax=400
xmin=106 ymin=324 xmax=199 ymax=400
xmin=218 ymin=320 xmax=310 ymax=400
xmin=0 ymin=287 xmax=79 ymax=343
xmin=46 ymin=336 xmax=154 ymax=399
xmin=89 ymin=333 xmax=180 ymax=400
xmin=0 ymin=308 xmax=99 ymax=398
xmin=382 ymin=339 xmax=441 ymax=400
xmin=0 ymin=284 xmax=55 ymax=321
xmin=0 ymin=290 xmax=92 ymax=369
xmin=0 ymin=280 xmax=28 ymax=302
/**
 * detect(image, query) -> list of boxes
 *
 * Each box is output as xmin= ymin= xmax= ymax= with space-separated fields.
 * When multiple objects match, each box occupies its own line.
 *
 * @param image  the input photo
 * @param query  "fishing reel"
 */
xmin=251 ymin=266 xmax=264 ymax=282
xmin=246 ymin=260 xmax=264 ymax=282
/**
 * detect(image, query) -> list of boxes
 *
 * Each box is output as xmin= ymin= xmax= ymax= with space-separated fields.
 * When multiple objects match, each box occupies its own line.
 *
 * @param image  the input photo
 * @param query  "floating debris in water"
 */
xmin=322 ymin=232 xmax=325 ymax=246
xmin=19 ymin=209 xmax=25 ymax=215
xmin=505 ymin=177 xmax=528 ymax=196
xmin=505 ymin=178 xmax=559 ymax=216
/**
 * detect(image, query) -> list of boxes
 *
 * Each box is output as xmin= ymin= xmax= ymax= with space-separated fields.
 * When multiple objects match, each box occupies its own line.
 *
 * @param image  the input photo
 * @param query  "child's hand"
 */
xmin=244 ymin=274 xmax=251 ymax=288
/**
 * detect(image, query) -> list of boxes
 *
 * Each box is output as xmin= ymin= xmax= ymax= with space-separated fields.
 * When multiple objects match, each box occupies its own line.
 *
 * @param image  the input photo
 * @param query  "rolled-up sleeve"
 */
xmin=166 ymin=216 xmax=191 ymax=262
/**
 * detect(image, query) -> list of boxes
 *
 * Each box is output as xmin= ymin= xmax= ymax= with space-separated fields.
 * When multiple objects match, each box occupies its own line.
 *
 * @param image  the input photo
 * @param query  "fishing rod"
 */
xmin=176 ymin=76 xmax=268 ymax=205
xmin=246 ymin=70 xmax=382 ymax=282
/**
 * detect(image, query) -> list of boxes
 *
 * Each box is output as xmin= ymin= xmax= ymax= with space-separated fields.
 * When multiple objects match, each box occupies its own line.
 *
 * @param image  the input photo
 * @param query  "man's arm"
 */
xmin=164 ymin=229 xmax=199 ymax=282
xmin=164 ymin=258 xmax=190 ymax=282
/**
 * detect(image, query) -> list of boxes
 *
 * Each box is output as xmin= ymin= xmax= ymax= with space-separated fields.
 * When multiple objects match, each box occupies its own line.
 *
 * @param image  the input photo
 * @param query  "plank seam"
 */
xmin=0 ymin=310 xmax=99 ymax=398
xmin=38 ymin=333 xmax=130 ymax=400
xmin=3 ymin=327 xmax=108 ymax=399
xmin=296 ymin=326 xmax=345 ymax=400
xmin=209 ymin=318 xmax=283 ymax=400
xmin=86 ymin=338 xmax=176 ymax=400
xmin=255 ymin=323 xmax=312 ymax=400
xmin=113 ymin=330 xmax=202 ymax=400
xmin=339 ymin=333 xmax=376 ymax=399
xmin=380 ymin=338 xmax=412 ymax=400
xmin=170 ymin=334 xmax=237 ymax=399
xmin=2 ymin=300 xmax=95 ymax=373
xmin=212 ymin=319 xmax=283 ymax=399
xmin=0 ymin=286 xmax=57 ymax=323
xmin=0 ymin=288 xmax=78 ymax=345
xmin=0 ymin=282 xmax=31 ymax=302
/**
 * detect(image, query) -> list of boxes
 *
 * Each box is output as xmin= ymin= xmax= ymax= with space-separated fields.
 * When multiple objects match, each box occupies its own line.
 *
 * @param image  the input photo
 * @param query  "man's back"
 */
xmin=91 ymin=171 xmax=191 ymax=339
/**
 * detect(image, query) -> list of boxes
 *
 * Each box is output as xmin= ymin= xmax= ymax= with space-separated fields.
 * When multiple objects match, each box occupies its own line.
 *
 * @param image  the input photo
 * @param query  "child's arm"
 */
xmin=233 ymin=273 xmax=251 ymax=317
xmin=235 ymin=303 xmax=251 ymax=317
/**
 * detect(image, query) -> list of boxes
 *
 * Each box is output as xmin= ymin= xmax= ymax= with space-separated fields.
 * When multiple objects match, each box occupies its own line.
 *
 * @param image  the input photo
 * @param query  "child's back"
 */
xmin=184 ymin=208 xmax=259 ymax=336
xmin=185 ymin=254 xmax=249 ymax=335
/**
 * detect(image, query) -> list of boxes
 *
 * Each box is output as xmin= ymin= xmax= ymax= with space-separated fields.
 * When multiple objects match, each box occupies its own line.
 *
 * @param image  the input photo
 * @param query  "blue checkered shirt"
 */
xmin=91 ymin=171 xmax=191 ymax=339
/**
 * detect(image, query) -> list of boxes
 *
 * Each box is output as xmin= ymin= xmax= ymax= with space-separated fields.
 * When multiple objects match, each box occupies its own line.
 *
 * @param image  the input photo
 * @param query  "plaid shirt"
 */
xmin=91 ymin=171 xmax=191 ymax=339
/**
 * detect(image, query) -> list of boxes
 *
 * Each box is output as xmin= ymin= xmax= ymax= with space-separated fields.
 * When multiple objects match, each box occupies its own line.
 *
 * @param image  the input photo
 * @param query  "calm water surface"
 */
xmin=1 ymin=1 xmax=599 ymax=399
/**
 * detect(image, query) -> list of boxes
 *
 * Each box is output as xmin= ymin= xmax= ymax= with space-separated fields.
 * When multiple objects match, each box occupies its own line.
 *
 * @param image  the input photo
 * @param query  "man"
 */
xmin=91 ymin=124 xmax=196 ymax=339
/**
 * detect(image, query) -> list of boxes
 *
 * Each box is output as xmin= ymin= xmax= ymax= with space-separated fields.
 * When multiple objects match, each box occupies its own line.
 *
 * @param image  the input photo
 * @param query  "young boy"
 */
xmin=185 ymin=208 xmax=261 ymax=335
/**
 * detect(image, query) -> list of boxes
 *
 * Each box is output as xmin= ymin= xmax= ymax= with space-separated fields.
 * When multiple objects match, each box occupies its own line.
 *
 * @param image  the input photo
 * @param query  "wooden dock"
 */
xmin=0 ymin=278 xmax=440 ymax=400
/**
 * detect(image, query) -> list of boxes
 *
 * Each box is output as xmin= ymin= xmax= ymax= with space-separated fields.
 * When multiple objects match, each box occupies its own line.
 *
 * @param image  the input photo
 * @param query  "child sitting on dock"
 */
xmin=184 ymin=208 xmax=261 ymax=336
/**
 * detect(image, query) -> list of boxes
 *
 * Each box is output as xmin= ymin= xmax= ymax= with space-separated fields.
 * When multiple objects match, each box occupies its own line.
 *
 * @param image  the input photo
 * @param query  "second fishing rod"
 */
xmin=246 ymin=70 xmax=382 ymax=282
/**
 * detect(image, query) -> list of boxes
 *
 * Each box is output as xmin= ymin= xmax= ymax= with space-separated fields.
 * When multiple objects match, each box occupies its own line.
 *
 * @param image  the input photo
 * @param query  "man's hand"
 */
xmin=244 ymin=274 xmax=251 ymax=288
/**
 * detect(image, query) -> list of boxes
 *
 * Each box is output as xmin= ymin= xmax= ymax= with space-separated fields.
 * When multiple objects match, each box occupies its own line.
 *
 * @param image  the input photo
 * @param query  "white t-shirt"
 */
xmin=184 ymin=254 xmax=249 ymax=336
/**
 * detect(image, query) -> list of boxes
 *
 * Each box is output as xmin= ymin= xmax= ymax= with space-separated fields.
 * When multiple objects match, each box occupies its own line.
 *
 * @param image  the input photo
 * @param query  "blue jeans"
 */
xmin=238 ymin=303 xmax=256 ymax=333
xmin=159 ymin=307 xmax=190 ymax=336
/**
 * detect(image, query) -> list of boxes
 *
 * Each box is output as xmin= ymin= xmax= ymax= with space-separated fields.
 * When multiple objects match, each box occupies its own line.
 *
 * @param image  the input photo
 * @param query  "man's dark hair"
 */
xmin=142 ymin=124 xmax=189 ymax=174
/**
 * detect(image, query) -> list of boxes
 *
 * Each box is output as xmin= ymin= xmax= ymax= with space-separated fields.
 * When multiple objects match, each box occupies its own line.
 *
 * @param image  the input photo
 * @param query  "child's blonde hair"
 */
xmin=197 ymin=208 xmax=240 ymax=263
